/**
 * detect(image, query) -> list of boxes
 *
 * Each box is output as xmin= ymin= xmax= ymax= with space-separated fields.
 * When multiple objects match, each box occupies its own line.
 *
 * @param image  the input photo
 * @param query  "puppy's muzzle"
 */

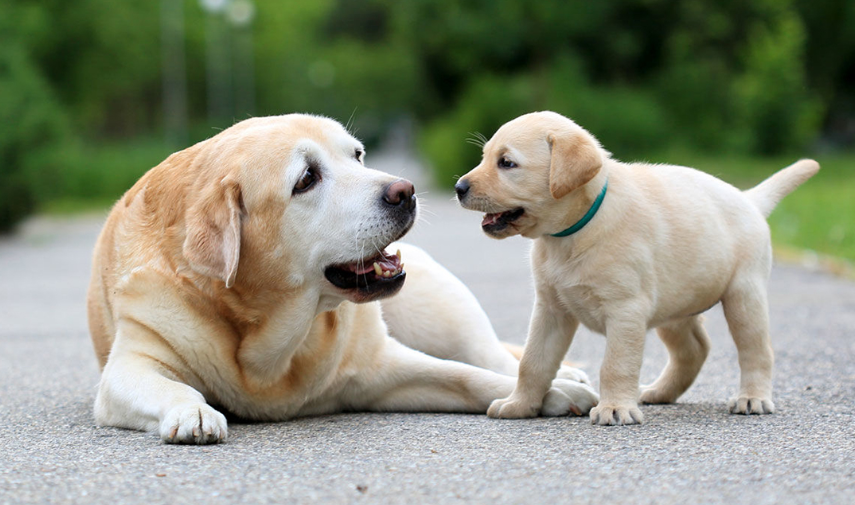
xmin=454 ymin=178 xmax=470 ymax=202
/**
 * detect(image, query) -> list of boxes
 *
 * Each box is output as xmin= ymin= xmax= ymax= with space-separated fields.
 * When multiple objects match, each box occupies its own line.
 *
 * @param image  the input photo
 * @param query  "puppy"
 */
xmin=455 ymin=111 xmax=818 ymax=425
xmin=87 ymin=114 xmax=598 ymax=444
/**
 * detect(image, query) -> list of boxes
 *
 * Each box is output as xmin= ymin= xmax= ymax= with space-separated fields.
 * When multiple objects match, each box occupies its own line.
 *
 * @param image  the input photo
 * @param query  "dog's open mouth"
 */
xmin=482 ymin=207 xmax=525 ymax=233
xmin=324 ymin=248 xmax=405 ymax=300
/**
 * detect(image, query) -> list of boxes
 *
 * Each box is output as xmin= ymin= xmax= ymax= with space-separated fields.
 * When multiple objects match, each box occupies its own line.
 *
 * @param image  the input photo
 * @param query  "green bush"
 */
xmin=418 ymin=74 xmax=535 ymax=186
xmin=544 ymin=57 xmax=671 ymax=158
xmin=734 ymin=9 xmax=822 ymax=154
xmin=0 ymin=44 xmax=69 ymax=232
xmin=418 ymin=59 xmax=673 ymax=187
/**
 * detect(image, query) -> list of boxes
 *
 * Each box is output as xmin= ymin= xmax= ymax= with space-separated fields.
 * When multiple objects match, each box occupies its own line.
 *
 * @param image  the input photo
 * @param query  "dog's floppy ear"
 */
xmin=547 ymin=131 xmax=603 ymax=199
xmin=183 ymin=176 xmax=243 ymax=288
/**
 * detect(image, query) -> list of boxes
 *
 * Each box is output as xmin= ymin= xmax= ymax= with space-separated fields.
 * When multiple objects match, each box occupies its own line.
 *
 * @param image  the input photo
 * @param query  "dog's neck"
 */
xmin=549 ymin=169 xmax=610 ymax=238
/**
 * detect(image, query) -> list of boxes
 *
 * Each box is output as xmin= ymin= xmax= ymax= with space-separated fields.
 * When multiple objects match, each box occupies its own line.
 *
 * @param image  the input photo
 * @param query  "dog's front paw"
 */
xmin=590 ymin=403 xmax=644 ymax=426
xmin=555 ymin=365 xmax=591 ymax=385
xmin=160 ymin=404 xmax=228 ymax=444
xmin=542 ymin=379 xmax=599 ymax=416
xmin=728 ymin=396 xmax=775 ymax=415
xmin=487 ymin=395 xmax=540 ymax=419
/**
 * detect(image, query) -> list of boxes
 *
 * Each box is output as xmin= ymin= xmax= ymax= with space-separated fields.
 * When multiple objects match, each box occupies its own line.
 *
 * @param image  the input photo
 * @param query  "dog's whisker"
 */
xmin=345 ymin=107 xmax=358 ymax=135
xmin=466 ymin=131 xmax=487 ymax=148
xmin=417 ymin=208 xmax=438 ymax=219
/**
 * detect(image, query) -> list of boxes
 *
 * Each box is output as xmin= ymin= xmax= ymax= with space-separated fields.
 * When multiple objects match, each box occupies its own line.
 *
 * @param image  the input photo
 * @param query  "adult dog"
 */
xmin=87 ymin=114 xmax=597 ymax=444
xmin=455 ymin=111 xmax=818 ymax=425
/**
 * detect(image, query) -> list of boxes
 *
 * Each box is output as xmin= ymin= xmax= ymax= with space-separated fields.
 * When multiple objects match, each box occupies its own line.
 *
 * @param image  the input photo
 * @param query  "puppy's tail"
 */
xmin=744 ymin=159 xmax=819 ymax=218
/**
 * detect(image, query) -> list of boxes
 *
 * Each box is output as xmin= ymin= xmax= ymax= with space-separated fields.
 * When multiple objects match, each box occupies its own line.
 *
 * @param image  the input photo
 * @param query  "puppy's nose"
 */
xmin=383 ymin=179 xmax=416 ymax=211
xmin=455 ymin=179 xmax=470 ymax=200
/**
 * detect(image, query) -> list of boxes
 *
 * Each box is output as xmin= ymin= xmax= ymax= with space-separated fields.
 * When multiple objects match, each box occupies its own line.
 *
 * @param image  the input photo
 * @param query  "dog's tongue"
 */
xmin=482 ymin=213 xmax=501 ymax=227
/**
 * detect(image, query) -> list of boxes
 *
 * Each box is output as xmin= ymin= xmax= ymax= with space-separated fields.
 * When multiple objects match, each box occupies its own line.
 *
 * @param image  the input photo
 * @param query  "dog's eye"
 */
xmin=293 ymin=165 xmax=319 ymax=194
xmin=355 ymin=148 xmax=364 ymax=163
xmin=498 ymin=157 xmax=517 ymax=169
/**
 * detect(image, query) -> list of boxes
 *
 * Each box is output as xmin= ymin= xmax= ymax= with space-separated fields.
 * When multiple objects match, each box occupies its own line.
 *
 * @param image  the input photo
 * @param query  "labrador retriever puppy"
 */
xmin=455 ymin=111 xmax=818 ymax=425
xmin=87 ymin=114 xmax=598 ymax=444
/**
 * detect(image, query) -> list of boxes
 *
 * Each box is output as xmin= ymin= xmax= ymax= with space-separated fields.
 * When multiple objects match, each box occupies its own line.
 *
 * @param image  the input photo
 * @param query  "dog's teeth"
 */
xmin=384 ymin=271 xmax=391 ymax=277
xmin=396 ymin=249 xmax=402 ymax=260
xmin=374 ymin=263 xmax=382 ymax=276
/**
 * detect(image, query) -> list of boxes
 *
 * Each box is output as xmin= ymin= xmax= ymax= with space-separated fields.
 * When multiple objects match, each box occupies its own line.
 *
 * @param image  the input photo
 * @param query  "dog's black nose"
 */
xmin=383 ymin=179 xmax=416 ymax=212
xmin=455 ymin=179 xmax=470 ymax=200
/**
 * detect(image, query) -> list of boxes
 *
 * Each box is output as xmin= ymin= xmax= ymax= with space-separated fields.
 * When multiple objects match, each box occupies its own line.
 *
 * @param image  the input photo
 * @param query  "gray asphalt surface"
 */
xmin=1 ymin=152 xmax=854 ymax=504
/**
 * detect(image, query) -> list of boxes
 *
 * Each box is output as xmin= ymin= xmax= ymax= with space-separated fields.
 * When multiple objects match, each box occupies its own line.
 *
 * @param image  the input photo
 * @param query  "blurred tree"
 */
xmin=1 ymin=0 xmax=851 ymax=229
xmin=796 ymin=0 xmax=855 ymax=145
xmin=0 ymin=2 xmax=69 ymax=231
xmin=26 ymin=0 xmax=162 ymax=137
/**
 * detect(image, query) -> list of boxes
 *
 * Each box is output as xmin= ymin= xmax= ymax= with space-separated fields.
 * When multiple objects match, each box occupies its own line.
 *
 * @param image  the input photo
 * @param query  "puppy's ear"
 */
xmin=547 ymin=132 xmax=603 ymax=199
xmin=183 ymin=176 xmax=243 ymax=288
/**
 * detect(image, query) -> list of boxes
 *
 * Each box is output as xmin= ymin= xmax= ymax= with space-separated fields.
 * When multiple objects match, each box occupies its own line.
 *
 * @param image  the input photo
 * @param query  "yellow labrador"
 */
xmin=87 ymin=114 xmax=598 ymax=444
xmin=455 ymin=111 xmax=818 ymax=425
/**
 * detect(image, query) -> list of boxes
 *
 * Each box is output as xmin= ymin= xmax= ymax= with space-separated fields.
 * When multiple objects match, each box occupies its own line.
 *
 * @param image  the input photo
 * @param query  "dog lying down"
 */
xmin=87 ymin=114 xmax=598 ymax=444
xmin=455 ymin=111 xmax=819 ymax=426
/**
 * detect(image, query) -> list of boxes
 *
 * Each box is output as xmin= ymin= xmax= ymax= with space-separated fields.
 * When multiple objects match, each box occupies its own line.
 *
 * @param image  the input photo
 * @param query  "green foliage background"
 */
xmin=1 ymin=0 xmax=853 ymax=257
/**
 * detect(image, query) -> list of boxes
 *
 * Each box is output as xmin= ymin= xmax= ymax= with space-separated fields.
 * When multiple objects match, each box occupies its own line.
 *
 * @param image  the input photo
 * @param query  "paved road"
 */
xmin=1 ymin=153 xmax=854 ymax=504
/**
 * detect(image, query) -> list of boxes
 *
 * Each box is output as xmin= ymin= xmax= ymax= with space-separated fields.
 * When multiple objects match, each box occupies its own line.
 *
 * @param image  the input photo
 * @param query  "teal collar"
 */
xmin=549 ymin=178 xmax=608 ymax=237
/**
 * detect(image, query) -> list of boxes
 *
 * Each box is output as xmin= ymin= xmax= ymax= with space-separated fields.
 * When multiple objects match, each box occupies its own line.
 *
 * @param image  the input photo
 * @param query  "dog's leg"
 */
xmin=380 ymin=243 xmax=522 ymax=375
xmin=590 ymin=319 xmax=646 ymax=425
xmin=344 ymin=338 xmax=598 ymax=417
xmin=721 ymin=278 xmax=775 ymax=415
xmin=640 ymin=315 xmax=710 ymax=404
xmin=486 ymin=298 xmax=582 ymax=419
xmin=95 ymin=320 xmax=228 ymax=444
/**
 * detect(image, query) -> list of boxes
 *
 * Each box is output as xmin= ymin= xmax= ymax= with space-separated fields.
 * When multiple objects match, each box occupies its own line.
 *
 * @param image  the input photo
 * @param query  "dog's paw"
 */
xmin=590 ymin=403 xmax=644 ymax=426
xmin=555 ymin=365 xmax=591 ymax=385
xmin=160 ymin=404 xmax=228 ymax=444
xmin=542 ymin=379 xmax=599 ymax=416
xmin=728 ymin=396 xmax=775 ymax=415
xmin=487 ymin=395 xmax=540 ymax=419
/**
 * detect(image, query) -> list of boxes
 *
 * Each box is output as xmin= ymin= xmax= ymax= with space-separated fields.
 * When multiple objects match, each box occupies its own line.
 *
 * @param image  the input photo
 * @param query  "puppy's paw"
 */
xmin=487 ymin=395 xmax=540 ymax=419
xmin=542 ymin=379 xmax=599 ymax=417
xmin=590 ymin=403 xmax=644 ymax=426
xmin=555 ymin=365 xmax=591 ymax=385
xmin=728 ymin=396 xmax=775 ymax=415
xmin=160 ymin=404 xmax=228 ymax=444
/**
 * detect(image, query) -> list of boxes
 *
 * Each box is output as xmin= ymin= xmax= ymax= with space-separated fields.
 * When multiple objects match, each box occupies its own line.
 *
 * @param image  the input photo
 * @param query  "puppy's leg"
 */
xmin=503 ymin=342 xmax=591 ymax=385
xmin=591 ymin=319 xmax=646 ymax=426
xmin=345 ymin=338 xmax=598 ymax=417
xmin=95 ymin=320 xmax=227 ymax=444
xmin=487 ymin=298 xmax=582 ymax=419
xmin=721 ymin=278 xmax=775 ymax=415
xmin=640 ymin=316 xmax=710 ymax=404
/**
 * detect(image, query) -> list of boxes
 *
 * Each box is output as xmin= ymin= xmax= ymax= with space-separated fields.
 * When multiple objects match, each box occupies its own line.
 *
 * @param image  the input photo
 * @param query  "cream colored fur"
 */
xmin=87 ymin=114 xmax=597 ymax=444
xmin=456 ymin=111 xmax=818 ymax=425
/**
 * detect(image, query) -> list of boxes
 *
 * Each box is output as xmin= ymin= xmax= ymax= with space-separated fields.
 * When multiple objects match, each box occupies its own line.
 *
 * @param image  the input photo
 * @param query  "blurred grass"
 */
xmin=37 ymin=137 xmax=172 ymax=215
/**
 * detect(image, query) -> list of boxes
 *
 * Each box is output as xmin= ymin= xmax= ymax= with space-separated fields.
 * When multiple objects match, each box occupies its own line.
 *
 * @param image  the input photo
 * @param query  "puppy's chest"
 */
xmin=555 ymin=285 xmax=608 ymax=334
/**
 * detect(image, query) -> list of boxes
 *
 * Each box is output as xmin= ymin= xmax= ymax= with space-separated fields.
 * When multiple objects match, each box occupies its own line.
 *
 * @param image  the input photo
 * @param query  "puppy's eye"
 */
xmin=355 ymin=148 xmax=364 ymax=163
xmin=498 ymin=157 xmax=517 ymax=169
xmin=293 ymin=165 xmax=319 ymax=194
